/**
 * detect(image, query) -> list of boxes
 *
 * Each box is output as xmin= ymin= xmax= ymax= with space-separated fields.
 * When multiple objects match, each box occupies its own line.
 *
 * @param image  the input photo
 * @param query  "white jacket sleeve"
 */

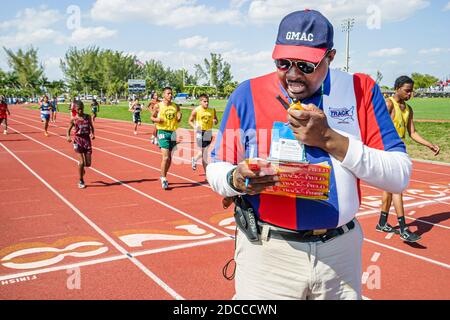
xmin=206 ymin=162 xmax=246 ymax=198
xmin=341 ymin=137 xmax=412 ymax=193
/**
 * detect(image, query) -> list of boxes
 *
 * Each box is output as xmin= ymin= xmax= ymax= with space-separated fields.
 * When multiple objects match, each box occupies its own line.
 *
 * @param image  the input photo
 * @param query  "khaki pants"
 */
xmin=234 ymin=220 xmax=363 ymax=300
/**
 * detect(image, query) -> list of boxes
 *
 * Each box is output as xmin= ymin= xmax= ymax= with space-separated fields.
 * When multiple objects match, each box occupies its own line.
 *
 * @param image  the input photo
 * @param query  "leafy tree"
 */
xmin=411 ymin=73 xmax=439 ymax=89
xmin=223 ymin=81 xmax=239 ymax=98
xmin=375 ymin=70 xmax=383 ymax=84
xmin=47 ymin=80 xmax=66 ymax=98
xmin=3 ymin=46 xmax=44 ymax=95
xmin=194 ymin=53 xmax=233 ymax=96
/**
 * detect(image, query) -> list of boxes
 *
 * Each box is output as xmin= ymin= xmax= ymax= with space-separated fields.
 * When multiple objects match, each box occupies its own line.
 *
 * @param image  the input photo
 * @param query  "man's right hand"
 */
xmin=232 ymin=159 xmax=279 ymax=195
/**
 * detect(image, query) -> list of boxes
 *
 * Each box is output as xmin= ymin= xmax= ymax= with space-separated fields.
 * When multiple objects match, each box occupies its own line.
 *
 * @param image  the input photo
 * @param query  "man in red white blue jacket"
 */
xmin=206 ymin=9 xmax=411 ymax=300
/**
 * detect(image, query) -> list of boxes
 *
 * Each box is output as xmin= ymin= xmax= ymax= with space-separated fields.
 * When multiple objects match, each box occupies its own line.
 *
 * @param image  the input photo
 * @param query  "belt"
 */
xmin=258 ymin=220 xmax=356 ymax=243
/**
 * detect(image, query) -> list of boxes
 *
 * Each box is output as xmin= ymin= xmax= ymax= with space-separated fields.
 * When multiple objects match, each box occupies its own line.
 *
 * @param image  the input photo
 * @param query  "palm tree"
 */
xmin=3 ymin=46 xmax=45 ymax=95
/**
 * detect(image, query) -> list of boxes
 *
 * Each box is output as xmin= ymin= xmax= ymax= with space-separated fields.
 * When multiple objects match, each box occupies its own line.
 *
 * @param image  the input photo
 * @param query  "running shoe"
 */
xmin=3 ymin=130 xmax=7 ymax=135
xmin=399 ymin=229 xmax=421 ymax=242
xmin=160 ymin=177 xmax=169 ymax=190
xmin=78 ymin=181 xmax=86 ymax=189
xmin=191 ymin=157 xmax=197 ymax=171
xmin=375 ymin=223 xmax=399 ymax=234
xmin=134 ymin=131 xmax=137 ymax=135
xmin=44 ymin=132 xmax=49 ymax=137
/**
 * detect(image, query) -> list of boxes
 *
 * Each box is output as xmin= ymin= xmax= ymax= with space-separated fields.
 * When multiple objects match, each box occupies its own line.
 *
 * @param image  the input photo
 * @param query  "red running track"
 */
xmin=0 ymin=105 xmax=449 ymax=300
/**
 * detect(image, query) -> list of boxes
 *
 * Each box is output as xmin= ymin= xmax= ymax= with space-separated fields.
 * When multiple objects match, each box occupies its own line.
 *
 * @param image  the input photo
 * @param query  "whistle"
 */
xmin=289 ymin=99 xmax=304 ymax=111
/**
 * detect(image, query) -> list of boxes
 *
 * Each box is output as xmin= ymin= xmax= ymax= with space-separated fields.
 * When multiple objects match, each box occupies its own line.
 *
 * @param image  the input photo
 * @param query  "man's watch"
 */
xmin=227 ymin=168 xmax=242 ymax=193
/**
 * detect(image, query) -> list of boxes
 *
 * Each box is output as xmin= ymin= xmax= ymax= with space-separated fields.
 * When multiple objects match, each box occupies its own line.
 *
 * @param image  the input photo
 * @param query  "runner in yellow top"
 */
xmin=188 ymin=94 xmax=218 ymax=173
xmin=377 ymin=76 xmax=440 ymax=242
xmin=151 ymin=87 xmax=182 ymax=190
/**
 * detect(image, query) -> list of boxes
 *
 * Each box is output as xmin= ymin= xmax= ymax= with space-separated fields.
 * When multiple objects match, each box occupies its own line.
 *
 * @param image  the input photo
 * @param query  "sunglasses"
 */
xmin=275 ymin=50 xmax=330 ymax=74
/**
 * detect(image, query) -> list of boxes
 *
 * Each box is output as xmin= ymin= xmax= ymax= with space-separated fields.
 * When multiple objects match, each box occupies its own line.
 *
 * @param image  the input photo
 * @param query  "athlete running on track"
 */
xmin=188 ymin=94 xmax=218 ymax=173
xmin=91 ymin=99 xmax=100 ymax=122
xmin=151 ymin=87 xmax=181 ymax=190
xmin=70 ymin=97 xmax=78 ymax=119
xmin=51 ymin=97 xmax=58 ymax=123
xmin=39 ymin=95 xmax=52 ymax=136
xmin=67 ymin=100 xmax=95 ymax=189
xmin=129 ymin=98 xmax=142 ymax=135
xmin=377 ymin=76 xmax=440 ymax=242
xmin=0 ymin=95 xmax=11 ymax=135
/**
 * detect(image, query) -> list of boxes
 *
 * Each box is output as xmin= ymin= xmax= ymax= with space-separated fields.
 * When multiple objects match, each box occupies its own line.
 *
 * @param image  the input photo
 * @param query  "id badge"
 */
xmin=269 ymin=122 xmax=306 ymax=163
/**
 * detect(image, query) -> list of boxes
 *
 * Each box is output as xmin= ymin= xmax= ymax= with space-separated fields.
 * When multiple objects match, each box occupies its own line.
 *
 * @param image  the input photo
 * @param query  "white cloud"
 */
xmin=0 ymin=6 xmax=65 ymax=47
xmin=0 ymin=29 xmax=65 ymax=48
xmin=0 ymin=5 xmax=117 ymax=48
xmin=178 ymin=36 xmax=232 ymax=51
xmin=419 ymin=48 xmax=450 ymax=55
xmin=368 ymin=48 xmax=406 ymax=57
xmin=178 ymin=36 xmax=209 ymax=49
xmin=247 ymin=0 xmax=430 ymax=25
xmin=0 ymin=6 xmax=63 ymax=32
xmin=69 ymin=27 xmax=117 ymax=43
xmin=444 ymin=2 xmax=450 ymax=11
xmin=90 ymin=0 xmax=243 ymax=28
xmin=43 ymin=57 xmax=63 ymax=81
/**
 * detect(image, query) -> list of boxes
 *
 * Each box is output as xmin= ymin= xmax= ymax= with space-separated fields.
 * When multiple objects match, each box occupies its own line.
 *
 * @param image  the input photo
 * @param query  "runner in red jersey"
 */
xmin=0 ymin=96 xmax=11 ymax=135
xmin=67 ymin=100 xmax=95 ymax=189
xmin=70 ymin=97 xmax=78 ymax=119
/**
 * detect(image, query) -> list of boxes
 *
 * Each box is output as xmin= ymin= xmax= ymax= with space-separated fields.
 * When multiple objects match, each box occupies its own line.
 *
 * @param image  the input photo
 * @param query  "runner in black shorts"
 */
xmin=91 ymin=99 xmax=100 ymax=122
xmin=196 ymin=130 xmax=213 ymax=148
xmin=188 ymin=94 xmax=218 ymax=173
xmin=129 ymin=98 xmax=142 ymax=135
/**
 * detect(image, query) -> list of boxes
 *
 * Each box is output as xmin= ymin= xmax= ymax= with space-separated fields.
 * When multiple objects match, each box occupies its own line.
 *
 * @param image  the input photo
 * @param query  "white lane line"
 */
xmin=0 ymin=141 xmax=184 ymax=300
xmin=385 ymin=233 xmax=395 ymax=240
xmin=0 ymin=188 xmax=30 ymax=192
xmin=364 ymin=238 xmax=450 ymax=269
xmin=10 ymin=213 xmax=54 ymax=221
xmin=371 ymin=252 xmax=381 ymax=263
xmin=0 ymin=236 xmax=231 ymax=282
xmin=360 ymin=184 xmax=450 ymax=205
xmin=19 ymin=232 xmax=68 ymax=242
xmin=8 ymin=125 xmax=231 ymax=239
xmin=131 ymin=236 xmax=231 ymax=257
xmin=357 ymin=205 xmax=450 ymax=231
xmin=0 ymin=199 xmax=40 ymax=205
xmin=104 ymin=203 xmax=139 ymax=209
xmin=409 ymin=178 xmax=450 ymax=186
xmin=408 ymin=211 xmax=416 ymax=216
xmin=414 ymin=168 xmax=450 ymax=177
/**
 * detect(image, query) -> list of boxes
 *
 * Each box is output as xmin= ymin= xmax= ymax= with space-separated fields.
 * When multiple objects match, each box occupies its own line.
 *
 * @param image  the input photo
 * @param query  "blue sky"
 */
xmin=1 ymin=0 xmax=449 ymax=87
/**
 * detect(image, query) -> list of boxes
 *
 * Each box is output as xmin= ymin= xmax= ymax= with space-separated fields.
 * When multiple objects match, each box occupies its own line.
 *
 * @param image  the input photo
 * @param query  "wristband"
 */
xmin=226 ymin=168 xmax=242 ymax=192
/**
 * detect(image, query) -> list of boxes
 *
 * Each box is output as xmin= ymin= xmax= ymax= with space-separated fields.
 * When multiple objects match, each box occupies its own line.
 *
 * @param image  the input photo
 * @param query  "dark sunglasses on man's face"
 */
xmin=275 ymin=50 xmax=330 ymax=74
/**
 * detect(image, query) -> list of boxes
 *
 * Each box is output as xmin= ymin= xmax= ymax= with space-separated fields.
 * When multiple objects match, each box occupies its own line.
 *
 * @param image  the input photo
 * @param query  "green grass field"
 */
xmin=408 ymin=98 xmax=450 ymax=120
xmin=22 ymin=98 xmax=449 ymax=163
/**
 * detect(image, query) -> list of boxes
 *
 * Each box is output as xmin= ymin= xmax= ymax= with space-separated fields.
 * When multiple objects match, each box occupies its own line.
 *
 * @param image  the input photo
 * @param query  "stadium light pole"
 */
xmin=341 ymin=18 xmax=355 ymax=72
